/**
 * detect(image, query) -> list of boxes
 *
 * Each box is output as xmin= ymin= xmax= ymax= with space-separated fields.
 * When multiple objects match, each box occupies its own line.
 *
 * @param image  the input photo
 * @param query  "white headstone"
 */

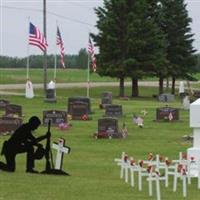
xmin=25 ymin=80 xmax=34 ymax=99
xmin=179 ymin=81 xmax=185 ymax=94
xmin=183 ymin=96 xmax=190 ymax=110
xmin=52 ymin=138 xmax=70 ymax=170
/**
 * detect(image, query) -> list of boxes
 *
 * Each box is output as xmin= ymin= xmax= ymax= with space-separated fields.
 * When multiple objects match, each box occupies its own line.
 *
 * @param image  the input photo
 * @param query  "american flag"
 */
xmin=29 ymin=22 xmax=48 ymax=52
xmin=87 ymin=37 xmax=96 ymax=72
xmin=56 ymin=26 xmax=65 ymax=68
xmin=168 ymin=112 xmax=173 ymax=121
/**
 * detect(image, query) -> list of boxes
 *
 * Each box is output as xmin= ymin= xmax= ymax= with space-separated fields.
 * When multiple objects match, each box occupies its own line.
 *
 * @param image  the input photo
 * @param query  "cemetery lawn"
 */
xmin=0 ymin=68 xmax=160 ymax=84
xmin=0 ymin=86 xmax=199 ymax=200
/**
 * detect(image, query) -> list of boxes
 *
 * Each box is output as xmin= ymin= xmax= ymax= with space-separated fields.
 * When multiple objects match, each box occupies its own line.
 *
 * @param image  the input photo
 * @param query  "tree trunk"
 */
xmin=171 ymin=76 xmax=176 ymax=94
xmin=159 ymin=77 xmax=164 ymax=94
xmin=166 ymin=78 xmax=169 ymax=89
xmin=119 ymin=77 xmax=124 ymax=97
xmin=131 ymin=78 xmax=139 ymax=97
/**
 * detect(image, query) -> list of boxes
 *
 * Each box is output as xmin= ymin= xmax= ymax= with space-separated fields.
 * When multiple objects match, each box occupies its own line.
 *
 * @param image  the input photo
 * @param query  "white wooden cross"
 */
xmin=52 ymin=138 xmax=70 ymax=170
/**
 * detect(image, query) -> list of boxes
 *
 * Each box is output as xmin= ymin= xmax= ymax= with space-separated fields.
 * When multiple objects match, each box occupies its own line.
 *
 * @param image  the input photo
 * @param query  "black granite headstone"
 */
xmin=69 ymin=101 xmax=88 ymax=120
xmin=68 ymin=97 xmax=91 ymax=114
xmin=0 ymin=117 xmax=22 ymax=135
xmin=156 ymin=107 xmax=179 ymax=121
xmin=96 ymin=117 xmax=123 ymax=138
xmin=0 ymin=99 xmax=9 ymax=110
xmin=43 ymin=110 xmax=67 ymax=126
xmin=5 ymin=104 xmax=22 ymax=117
xmin=105 ymin=104 xmax=123 ymax=118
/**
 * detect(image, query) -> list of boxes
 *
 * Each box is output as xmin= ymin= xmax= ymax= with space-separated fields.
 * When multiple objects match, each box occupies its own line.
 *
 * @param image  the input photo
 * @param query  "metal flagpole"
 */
xmin=87 ymin=51 xmax=90 ymax=97
xmin=54 ymin=21 xmax=58 ymax=81
xmin=43 ymin=0 xmax=47 ymax=93
xmin=26 ymin=17 xmax=30 ymax=80
xmin=87 ymin=35 xmax=90 ymax=97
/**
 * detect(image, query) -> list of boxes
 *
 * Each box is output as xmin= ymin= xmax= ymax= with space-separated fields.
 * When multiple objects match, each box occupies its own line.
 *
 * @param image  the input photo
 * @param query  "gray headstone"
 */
xmin=183 ymin=96 xmax=190 ymax=110
xmin=43 ymin=110 xmax=67 ymax=126
xmin=105 ymin=104 xmax=123 ymax=118
xmin=158 ymin=93 xmax=175 ymax=102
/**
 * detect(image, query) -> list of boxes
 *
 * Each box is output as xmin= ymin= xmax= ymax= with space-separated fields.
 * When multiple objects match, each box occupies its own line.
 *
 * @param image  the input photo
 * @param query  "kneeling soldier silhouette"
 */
xmin=0 ymin=116 xmax=48 ymax=173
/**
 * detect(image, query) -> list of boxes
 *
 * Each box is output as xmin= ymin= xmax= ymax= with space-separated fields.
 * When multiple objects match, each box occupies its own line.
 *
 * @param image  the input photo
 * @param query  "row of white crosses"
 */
xmin=114 ymin=152 xmax=200 ymax=200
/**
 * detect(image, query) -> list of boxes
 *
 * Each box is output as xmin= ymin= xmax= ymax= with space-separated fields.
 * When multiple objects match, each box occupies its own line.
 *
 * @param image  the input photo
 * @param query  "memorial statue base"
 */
xmin=41 ymin=168 xmax=69 ymax=176
xmin=44 ymin=98 xmax=57 ymax=103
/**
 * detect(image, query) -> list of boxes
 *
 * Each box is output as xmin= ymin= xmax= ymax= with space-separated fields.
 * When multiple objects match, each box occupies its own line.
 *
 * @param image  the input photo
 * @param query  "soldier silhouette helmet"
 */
xmin=28 ymin=116 xmax=41 ymax=130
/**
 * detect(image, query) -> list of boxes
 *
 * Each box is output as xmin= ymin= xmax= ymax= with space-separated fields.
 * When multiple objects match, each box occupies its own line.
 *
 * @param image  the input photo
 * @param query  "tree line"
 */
xmin=0 ymin=48 xmax=88 ymax=69
xmin=91 ymin=0 xmax=199 ymax=96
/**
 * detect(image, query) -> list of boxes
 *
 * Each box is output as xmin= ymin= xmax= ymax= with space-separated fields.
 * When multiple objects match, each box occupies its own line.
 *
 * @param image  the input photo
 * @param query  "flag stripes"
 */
xmin=88 ymin=37 xmax=96 ymax=72
xmin=29 ymin=22 xmax=48 ymax=52
xmin=56 ymin=26 xmax=65 ymax=68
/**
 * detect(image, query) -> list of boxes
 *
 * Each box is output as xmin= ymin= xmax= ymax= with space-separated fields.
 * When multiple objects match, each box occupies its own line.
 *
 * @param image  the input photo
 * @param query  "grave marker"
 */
xmin=95 ymin=117 xmax=125 ymax=138
xmin=183 ymin=96 xmax=190 ymax=110
xmin=68 ymin=96 xmax=91 ymax=114
xmin=0 ymin=117 xmax=22 ymax=135
xmin=0 ymin=99 xmax=9 ymax=110
xmin=5 ymin=104 xmax=22 ymax=117
xmin=52 ymin=138 xmax=71 ymax=170
xmin=158 ymin=93 xmax=175 ymax=102
xmin=68 ymin=101 xmax=88 ymax=120
xmin=156 ymin=106 xmax=179 ymax=121
xmin=100 ymin=92 xmax=112 ymax=109
xmin=105 ymin=104 xmax=123 ymax=118
xmin=43 ymin=110 xmax=67 ymax=126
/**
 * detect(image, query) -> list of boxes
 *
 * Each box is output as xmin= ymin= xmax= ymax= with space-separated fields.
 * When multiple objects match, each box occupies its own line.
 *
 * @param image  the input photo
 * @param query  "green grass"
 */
xmin=0 ymin=68 xmax=118 ymax=84
xmin=0 ymin=68 xmax=161 ymax=84
xmin=0 ymin=86 xmax=199 ymax=200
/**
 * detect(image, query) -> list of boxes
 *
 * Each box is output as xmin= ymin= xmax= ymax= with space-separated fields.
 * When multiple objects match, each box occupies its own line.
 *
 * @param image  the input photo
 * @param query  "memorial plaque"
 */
xmin=68 ymin=97 xmax=91 ymax=114
xmin=158 ymin=93 xmax=175 ymax=102
xmin=69 ymin=101 xmax=88 ymax=120
xmin=0 ymin=99 xmax=9 ymax=110
xmin=156 ymin=107 xmax=179 ymax=121
xmin=5 ymin=104 xmax=22 ymax=117
xmin=43 ymin=110 xmax=67 ymax=126
xmin=45 ymin=89 xmax=56 ymax=103
xmin=0 ymin=117 xmax=22 ymax=135
xmin=96 ymin=117 xmax=123 ymax=138
xmin=105 ymin=104 xmax=123 ymax=118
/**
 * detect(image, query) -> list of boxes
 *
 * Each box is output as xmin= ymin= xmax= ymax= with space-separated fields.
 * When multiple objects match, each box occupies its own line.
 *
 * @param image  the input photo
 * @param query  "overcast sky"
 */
xmin=0 ymin=0 xmax=199 ymax=58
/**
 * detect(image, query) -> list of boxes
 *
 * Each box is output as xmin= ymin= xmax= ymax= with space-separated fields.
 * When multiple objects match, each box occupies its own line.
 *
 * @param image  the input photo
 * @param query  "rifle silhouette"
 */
xmin=44 ymin=120 xmax=54 ymax=171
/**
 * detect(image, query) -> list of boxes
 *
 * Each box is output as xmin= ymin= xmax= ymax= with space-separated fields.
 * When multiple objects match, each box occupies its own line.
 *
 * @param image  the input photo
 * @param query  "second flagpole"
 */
xmin=87 ymin=34 xmax=90 ymax=98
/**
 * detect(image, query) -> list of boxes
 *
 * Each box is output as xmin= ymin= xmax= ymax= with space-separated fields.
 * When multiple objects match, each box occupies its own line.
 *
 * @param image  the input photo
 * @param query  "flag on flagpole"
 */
xmin=87 ymin=37 xmax=97 ymax=72
xmin=56 ymin=26 xmax=65 ymax=68
xmin=29 ymin=22 xmax=48 ymax=52
xmin=168 ymin=112 xmax=173 ymax=121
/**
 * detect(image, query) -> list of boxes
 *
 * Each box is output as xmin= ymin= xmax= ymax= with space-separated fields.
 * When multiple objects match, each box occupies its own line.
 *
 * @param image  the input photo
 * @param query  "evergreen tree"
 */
xmin=92 ymin=0 xmax=167 ymax=97
xmin=92 ymin=0 xmax=129 ymax=97
xmin=161 ymin=0 xmax=197 ymax=94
